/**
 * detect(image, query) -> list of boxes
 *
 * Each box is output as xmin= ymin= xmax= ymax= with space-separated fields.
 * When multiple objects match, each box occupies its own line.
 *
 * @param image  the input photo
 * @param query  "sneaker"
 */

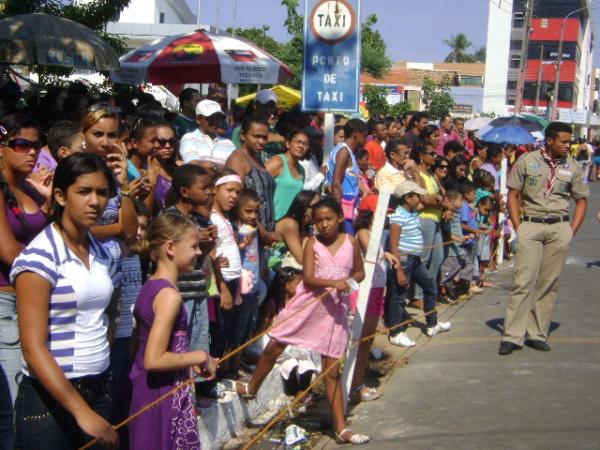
xmin=426 ymin=321 xmax=451 ymax=337
xmin=389 ymin=332 xmax=416 ymax=347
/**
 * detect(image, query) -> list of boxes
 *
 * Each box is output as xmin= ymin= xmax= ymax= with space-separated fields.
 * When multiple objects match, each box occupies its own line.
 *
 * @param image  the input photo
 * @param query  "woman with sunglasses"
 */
xmin=433 ymin=156 xmax=450 ymax=196
xmin=413 ymin=142 xmax=453 ymax=304
xmin=0 ymin=114 xmax=49 ymax=449
xmin=143 ymin=122 xmax=178 ymax=215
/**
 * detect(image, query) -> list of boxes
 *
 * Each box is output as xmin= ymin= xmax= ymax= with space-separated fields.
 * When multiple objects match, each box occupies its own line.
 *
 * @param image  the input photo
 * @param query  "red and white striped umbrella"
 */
xmin=110 ymin=29 xmax=293 ymax=86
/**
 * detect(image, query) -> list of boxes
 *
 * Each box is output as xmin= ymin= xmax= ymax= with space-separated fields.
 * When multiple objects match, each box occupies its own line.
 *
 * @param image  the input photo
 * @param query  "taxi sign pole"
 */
xmin=323 ymin=112 xmax=335 ymax=163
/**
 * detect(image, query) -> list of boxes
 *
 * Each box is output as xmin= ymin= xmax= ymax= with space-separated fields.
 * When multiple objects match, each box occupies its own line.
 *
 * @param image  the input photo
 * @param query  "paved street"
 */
xmin=319 ymin=184 xmax=600 ymax=450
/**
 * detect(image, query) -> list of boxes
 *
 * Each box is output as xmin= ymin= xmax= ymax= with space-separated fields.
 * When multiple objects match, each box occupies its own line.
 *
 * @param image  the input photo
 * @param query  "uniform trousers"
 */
xmin=503 ymin=221 xmax=572 ymax=345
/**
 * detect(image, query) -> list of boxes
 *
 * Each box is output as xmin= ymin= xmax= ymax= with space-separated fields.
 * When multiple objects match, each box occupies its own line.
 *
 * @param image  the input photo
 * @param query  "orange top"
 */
xmin=364 ymin=140 xmax=386 ymax=171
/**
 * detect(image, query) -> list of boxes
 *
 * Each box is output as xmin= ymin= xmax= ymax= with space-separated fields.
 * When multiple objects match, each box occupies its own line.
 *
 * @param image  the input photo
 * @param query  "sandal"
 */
xmin=234 ymin=381 xmax=256 ymax=399
xmin=334 ymin=428 xmax=370 ymax=445
xmin=350 ymin=384 xmax=381 ymax=402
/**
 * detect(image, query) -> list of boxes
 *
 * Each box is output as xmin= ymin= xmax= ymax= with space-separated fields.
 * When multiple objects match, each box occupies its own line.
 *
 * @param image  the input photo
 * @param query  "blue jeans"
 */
xmin=183 ymin=297 xmax=210 ymax=353
xmin=0 ymin=292 xmax=19 ymax=450
xmin=385 ymin=256 xmax=438 ymax=336
xmin=413 ymin=219 xmax=443 ymax=300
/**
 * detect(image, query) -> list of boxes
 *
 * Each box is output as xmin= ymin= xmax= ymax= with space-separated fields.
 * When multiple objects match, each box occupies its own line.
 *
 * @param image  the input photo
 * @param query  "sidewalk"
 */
xmin=315 ymin=184 xmax=600 ymax=450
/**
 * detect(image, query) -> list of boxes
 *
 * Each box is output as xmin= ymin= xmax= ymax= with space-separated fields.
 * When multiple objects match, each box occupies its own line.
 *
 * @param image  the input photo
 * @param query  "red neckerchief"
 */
xmin=540 ymin=147 xmax=561 ymax=198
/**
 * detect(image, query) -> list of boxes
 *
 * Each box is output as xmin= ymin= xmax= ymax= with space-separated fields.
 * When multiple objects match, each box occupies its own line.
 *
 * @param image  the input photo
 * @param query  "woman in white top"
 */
xmin=11 ymin=153 xmax=119 ymax=449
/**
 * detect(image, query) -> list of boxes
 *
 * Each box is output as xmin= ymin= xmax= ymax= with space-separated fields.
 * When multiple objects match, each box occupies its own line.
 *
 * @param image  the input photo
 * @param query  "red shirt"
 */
xmin=364 ymin=140 xmax=386 ymax=171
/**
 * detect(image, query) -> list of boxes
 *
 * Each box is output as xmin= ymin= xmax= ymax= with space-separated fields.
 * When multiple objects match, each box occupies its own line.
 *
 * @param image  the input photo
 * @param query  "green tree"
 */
xmin=1 ymin=0 xmax=130 ymax=55
xmin=443 ymin=33 xmax=476 ymax=63
xmin=422 ymin=76 xmax=454 ymax=120
xmin=362 ymin=85 xmax=411 ymax=118
xmin=473 ymin=46 xmax=487 ymax=63
xmin=361 ymin=14 xmax=392 ymax=79
xmin=362 ymin=85 xmax=389 ymax=117
xmin=226 ymin=26 xmax=282 ymax=57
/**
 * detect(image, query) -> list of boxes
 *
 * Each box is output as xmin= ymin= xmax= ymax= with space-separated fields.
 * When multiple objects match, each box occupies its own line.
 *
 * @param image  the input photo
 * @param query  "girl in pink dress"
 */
xmin=235 ymin=197 xmax=370 ymax=445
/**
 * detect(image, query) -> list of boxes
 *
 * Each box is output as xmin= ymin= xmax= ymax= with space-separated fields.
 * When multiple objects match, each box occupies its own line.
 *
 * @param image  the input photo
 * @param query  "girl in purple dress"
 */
xmin=234 ymin=197 xmax=370 ymax=445
xmin=129 ymin=213 xmax=217 ymax=450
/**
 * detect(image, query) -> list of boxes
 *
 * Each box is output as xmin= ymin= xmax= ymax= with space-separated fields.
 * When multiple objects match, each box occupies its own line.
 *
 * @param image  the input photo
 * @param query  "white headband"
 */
xmin=215 ymin=174 xmax=242 ymax=187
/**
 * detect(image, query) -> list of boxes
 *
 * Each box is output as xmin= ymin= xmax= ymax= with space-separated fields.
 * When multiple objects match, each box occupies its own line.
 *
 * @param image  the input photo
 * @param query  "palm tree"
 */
xmin=443 ymin=33 xmax=476 ymax=63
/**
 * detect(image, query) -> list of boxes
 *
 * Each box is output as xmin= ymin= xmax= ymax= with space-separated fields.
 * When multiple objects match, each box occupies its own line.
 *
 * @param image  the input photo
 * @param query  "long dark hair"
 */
xmin=51 ymin=153 xmax=116 ymax=221
xmin=284 ymin=190 xmax=319 ymax=229
xmin=0 ymin=114 xmax=42 ymax=230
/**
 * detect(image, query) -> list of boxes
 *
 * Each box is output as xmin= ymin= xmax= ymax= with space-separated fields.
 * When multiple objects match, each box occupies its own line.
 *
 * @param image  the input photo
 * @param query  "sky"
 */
xmin=188 ymin=0 xmax=600 ymax=65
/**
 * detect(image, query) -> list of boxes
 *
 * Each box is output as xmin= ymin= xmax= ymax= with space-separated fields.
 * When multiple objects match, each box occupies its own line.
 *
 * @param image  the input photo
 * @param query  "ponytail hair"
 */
xmin=138 ymin=212 xmax=196 ymax=261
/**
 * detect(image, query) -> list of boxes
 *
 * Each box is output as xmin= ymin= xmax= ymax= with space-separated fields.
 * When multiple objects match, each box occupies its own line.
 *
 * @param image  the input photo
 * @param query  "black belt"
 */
xmin=522 ymin=215 xmax=569 ymax=224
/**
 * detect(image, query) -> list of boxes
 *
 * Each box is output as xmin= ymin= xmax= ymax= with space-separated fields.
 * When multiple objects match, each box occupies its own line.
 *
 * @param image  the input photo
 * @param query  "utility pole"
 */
xmin=550 ymin=6 xmax=588 ymax=121
xmin=534 ymin=43 xmax=544 ymax=113
xmin=514 ymin=0 xmax=535 ymax=114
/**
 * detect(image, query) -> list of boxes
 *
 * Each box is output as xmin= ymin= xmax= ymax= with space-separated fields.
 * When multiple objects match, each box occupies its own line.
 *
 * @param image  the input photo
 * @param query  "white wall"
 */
xmin=118 ymin=0 xmax=157 ymax=24
xmin=576 ymin=18 xmax=593 ymax=111
xmin=482 ymin=0 xmax=514 ymax=115
xmin=116 ymin=0 xmax=195 ymax=25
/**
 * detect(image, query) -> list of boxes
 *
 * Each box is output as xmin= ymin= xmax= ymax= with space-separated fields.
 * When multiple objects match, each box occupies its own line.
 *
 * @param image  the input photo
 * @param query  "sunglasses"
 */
xmin=157 ymin=137 xmax=177 ymax=148
xmin=4 ymin=138 xmax=42 ymax=153
xmin=280 ymin=268 xmax=302 ymax=281
xmin=88 ymin=103 xmax=121 ymax=114
xmin=424 ymin=151 xmax=437 ymax=156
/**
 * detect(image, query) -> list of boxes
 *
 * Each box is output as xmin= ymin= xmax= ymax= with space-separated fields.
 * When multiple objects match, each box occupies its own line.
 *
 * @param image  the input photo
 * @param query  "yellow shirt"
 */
xmin=419 ymin=170 xmax=442 ymax=222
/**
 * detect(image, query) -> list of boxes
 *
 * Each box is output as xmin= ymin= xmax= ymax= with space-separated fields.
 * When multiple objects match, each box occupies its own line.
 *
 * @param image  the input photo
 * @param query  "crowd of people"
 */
xmin=0 ymin=80 xmax=591 ymax=449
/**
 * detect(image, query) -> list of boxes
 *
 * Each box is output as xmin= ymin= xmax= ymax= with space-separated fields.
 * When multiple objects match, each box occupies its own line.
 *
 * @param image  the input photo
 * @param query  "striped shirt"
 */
xmin=10 ymin=224 xmax=118 ymax=378
xmin=389 ymin=206 xmax=424 ymax=256
xmin=374 ymin=162 xmax=406 ymax=192
xmin=179 ymin=129 xmax=236 ymax=168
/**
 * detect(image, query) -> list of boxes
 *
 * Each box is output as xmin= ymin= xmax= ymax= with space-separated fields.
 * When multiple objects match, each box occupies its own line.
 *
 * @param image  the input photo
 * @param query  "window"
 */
xmin=507 ymin=80 xmax=517 ymax=90
xmin=513 ymin=11 xmax=525 ymax=28
xmin=510 ymin=55 xmax=521 ymax=69
xmin=510 ymin=40 xmax=523 ymax=51
xmin=460 ymin=76 xmax=483 ymax=87
xmin=159 ymin=12 xmax=165 ymax=23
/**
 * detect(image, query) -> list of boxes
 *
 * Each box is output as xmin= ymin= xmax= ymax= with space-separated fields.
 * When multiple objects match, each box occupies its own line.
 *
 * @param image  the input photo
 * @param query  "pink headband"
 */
xmin=215 ymin=174 xmax=242 ymax=186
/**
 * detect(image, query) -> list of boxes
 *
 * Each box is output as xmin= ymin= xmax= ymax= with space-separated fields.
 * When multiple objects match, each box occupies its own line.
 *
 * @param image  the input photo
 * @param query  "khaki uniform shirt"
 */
xmin=507 ymin=150 xmax=590 ymax=217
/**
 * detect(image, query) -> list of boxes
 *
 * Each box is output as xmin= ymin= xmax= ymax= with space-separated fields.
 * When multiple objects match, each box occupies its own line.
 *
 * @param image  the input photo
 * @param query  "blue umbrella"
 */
xmin=479 ymin=125 xmax=535 ymax=145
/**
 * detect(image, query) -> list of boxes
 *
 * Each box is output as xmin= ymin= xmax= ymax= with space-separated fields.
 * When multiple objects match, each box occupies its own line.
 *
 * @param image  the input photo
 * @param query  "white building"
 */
xmin=106 ymin=0 xmax=217 ymax=49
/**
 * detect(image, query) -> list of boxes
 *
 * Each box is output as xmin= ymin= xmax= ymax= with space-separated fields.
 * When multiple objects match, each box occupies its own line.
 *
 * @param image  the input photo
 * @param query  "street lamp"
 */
xmin=550 ymin=5 xmax=590 ymax=121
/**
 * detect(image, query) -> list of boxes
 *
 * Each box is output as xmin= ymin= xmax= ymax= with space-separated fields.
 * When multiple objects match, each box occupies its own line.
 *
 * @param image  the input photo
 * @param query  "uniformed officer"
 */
xmin=499 ymin=122 xmax=590 ymax=355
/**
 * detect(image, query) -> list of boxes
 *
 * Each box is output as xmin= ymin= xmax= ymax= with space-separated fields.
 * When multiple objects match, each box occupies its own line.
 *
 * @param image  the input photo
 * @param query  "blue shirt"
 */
xmin=326 ymin=143 xmax=359 ymax=200
xmin=459 ymin=201 xmax=477 ymax=246
xmin=389 ymin=206 xmax=423 ymax=256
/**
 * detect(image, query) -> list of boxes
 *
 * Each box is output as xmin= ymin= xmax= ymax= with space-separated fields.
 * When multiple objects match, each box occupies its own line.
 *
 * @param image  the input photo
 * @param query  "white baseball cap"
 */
xmin=255 ymin=89 xmax=277 ymax=105
xmin=394 ymin=181 xmax=428 ymax=198
xmin=195 ymin=99 xmax=224 ymax=117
